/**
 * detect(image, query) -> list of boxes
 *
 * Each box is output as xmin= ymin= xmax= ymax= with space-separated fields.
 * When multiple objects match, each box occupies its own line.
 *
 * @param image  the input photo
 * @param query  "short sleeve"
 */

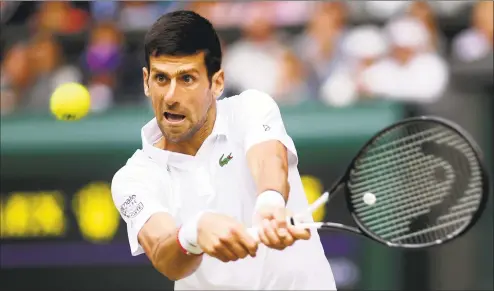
xmin=111 ymin=165 xmax=170 ymax=256
xmin=235 ymin=89 xmax=298 ymax=166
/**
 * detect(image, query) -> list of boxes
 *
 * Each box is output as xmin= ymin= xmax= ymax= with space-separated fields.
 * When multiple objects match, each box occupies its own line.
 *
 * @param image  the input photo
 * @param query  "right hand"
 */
xmin=253 ymin=206 xmax=311 ymax=250
xmin=197 ymin=212 xmax=259 ymax=263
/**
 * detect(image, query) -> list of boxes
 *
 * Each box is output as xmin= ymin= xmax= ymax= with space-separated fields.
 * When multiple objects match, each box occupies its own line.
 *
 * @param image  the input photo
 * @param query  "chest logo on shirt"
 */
xmin=219 ymin=152 xmax=233 ymax=167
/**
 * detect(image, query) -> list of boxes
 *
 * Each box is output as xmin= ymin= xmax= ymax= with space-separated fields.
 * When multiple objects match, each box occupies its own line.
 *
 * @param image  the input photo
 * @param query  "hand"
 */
xmin=253 ymin=206 xmax=311 ymax=250
xmin=197 ymin=212 xmax=258 ymax=263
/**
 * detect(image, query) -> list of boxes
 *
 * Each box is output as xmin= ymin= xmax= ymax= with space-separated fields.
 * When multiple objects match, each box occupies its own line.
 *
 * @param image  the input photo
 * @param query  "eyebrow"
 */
xmin=150 ymin=67 xmax=199 ymax=77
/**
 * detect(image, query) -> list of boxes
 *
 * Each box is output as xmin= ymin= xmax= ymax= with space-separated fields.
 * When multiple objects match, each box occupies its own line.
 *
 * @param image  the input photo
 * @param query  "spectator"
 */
xmin=452 ymin=1 xmax=493 ymax=63
xmin=0 ymin=43 xmax=31 ymax=115
xmin=187 ymin=2 xmax=313 ymax=29
xmin=360 ymin=17 xmax=449 ymax=103
xmin=82 ymin=21 xmax=124 ymax=112
xmin=222 ymin=2 xmax=286 ymax=97
xmin=90 ymin=1 xmax=119 ymax=22
xmin=320 ymin=25 xmax=388 ymax=107
xmin=407 ymin=1 xmax=447 ymax=55
xmin=273 ymin=49 xmax=313 ymax=105
xmin=118 ymin=1 xmax=179 ymax=31
xmin=187 ymin=2 xmax=229 ymax=27
xmin=31 ymin=2 xmax=88 ymax=35
xmin=292 ymin=2 xmax=348 ymax=86
xmin=365 ymin=1 xmax=408 ymax=19
xmin=21 ymin=33 xmax=82 ymax=112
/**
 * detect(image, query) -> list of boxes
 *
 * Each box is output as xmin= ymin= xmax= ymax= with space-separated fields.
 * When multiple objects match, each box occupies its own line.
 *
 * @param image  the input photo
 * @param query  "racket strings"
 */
xmin=348 ymin=122 xmax=483 ymax=246
xmin=353 ymin=136 xmax=475 ymax=182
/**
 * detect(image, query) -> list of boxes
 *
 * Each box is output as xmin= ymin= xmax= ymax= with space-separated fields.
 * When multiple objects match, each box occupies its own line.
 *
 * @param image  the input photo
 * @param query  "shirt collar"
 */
xmin=141 ymin=103 xmax=228 ymax=167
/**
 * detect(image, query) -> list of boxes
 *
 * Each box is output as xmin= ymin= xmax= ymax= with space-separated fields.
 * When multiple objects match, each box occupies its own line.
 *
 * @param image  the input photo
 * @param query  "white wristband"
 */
xmin=178 ymin=211 xmax=206 ymax=255
xmin=254 ymin=190 xmax=286 ymax=212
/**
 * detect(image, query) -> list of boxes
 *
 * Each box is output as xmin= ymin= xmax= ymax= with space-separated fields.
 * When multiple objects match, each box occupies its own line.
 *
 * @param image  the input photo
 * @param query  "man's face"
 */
xmin=143 ymin=52 xmax=224 ymax=143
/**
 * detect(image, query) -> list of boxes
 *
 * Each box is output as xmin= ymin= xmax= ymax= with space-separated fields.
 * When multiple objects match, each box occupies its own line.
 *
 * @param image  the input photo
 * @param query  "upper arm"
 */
xmin=234 ymin=89 xmax=298 ymax=166
xmin=111 ymin=165 xmax=174 ymax=256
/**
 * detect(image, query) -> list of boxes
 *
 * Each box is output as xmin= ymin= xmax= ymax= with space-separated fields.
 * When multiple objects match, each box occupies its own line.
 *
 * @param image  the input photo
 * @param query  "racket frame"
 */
xmin=320 ymin=116 xmax=490 ymax=249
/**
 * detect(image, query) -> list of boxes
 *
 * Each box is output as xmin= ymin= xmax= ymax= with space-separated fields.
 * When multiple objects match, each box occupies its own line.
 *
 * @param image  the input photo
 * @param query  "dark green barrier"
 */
xmin=1 ymin=101 xmax=401 ymax=178
xmin=0 ymin=101 xmax=404 ymax=291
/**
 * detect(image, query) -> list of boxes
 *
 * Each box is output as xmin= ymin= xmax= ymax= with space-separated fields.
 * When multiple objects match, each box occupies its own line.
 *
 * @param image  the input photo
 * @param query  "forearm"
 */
xmin=151 ymin=230 xmax=203 ymax=281
xmin=139 ymin=213 xmax=203 ymax=281
xmin=253 ymin=156 xmax=289 ymax=201
xmin=247 ymin=141 xmax=290 ymax=202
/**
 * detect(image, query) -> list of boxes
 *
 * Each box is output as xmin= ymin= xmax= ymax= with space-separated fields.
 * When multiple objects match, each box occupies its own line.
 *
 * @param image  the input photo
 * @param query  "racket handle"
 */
xmin=246 ymin=193 xmax=330 ymax=242
xmin=247 ymin=227 xmax=260 ymax=242
xmin=247 ymin=216 xmax=294 ymax=242
xmin=247 ymin=221 xmax=323 ymax=242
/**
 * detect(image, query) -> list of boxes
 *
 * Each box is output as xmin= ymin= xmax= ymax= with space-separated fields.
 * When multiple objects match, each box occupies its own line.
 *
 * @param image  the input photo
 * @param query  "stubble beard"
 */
xmin=162 ymin=95 xmax=213 ymax=144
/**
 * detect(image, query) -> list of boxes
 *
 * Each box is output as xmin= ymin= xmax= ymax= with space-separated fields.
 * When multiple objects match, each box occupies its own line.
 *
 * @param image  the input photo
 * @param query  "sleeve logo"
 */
xmin=120 ymin=195 xmax=144 ymax=219
xmin=263 ymin=124 xmax=271 ymax=131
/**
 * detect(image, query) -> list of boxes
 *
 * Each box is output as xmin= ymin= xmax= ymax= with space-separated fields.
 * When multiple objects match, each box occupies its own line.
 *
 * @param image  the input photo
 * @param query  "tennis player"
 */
xmin=111 ymin=10 xmax=336 ymax=290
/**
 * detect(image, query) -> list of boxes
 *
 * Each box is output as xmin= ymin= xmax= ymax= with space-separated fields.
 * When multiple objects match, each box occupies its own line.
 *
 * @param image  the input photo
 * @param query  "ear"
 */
xmin=142 ymin=67 xmax=150 ymax=97
xmin=211 ymin=69 xmax=225 ymax=99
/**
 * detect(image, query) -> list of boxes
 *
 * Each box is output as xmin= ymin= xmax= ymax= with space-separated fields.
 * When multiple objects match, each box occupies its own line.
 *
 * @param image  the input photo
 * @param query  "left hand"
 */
xmin=253 ymin=206 xmax=311 ymax=250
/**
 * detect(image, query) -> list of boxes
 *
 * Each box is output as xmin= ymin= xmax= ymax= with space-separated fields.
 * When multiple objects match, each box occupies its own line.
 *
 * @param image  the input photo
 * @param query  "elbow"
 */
xmin=156 ymin=263 xmax=199 ymax=281
xmin=151 ymin=256 xmax=189 ymax=281
xmin=150 ymin=249 xmax=180 ymax=281
xmin=150 ymin=240 xmax=199 ymax=281
xmin=159 ymin=269 xmax=185 ymax=282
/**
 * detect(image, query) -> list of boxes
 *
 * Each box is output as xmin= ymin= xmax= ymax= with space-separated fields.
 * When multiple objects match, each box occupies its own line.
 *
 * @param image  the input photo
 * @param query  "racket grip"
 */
xmin=247 ymin=227 xmax=260 ymax=242
xmin=247 ymin=220 xmax=322 ymax=242
xmin=247 ymin=216 xmax=295 ymax=242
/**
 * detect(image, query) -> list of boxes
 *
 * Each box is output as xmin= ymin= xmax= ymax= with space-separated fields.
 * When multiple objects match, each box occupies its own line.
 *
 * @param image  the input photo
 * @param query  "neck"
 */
xmin=161 ymin=104 xmax=217 ymax=156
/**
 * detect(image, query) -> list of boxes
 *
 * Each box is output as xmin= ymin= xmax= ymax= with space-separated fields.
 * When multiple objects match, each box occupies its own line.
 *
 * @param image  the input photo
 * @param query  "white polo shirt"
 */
xmin=111 ymin=89 xmax=336 ymax=290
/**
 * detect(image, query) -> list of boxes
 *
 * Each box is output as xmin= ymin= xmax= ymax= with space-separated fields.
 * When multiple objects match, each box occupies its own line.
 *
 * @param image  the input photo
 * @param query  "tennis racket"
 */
xmin=248 ymin=116 xmax=490 ymax=249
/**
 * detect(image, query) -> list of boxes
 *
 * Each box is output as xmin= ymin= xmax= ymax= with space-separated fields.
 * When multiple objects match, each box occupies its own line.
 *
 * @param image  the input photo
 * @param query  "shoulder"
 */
xmin=220 ymin=89 xmax=279 ymax=114
xmin=111 ymin=151 xmax=165 ymax=194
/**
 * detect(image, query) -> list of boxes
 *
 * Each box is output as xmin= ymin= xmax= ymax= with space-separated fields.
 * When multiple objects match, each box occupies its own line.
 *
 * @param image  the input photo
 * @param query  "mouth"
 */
xmin=164 ymin=112 xmax=186 ymax=124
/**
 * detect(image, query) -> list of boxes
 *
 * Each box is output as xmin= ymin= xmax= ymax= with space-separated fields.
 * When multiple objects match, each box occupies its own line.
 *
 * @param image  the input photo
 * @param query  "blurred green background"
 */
xmin=1 ymin=1 xmax=492 ymax=291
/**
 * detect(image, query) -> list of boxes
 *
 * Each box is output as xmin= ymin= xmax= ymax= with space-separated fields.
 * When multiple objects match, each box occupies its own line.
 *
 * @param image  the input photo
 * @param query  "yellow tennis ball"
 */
xmin=50 ymin=83 xmax=91 ymax=121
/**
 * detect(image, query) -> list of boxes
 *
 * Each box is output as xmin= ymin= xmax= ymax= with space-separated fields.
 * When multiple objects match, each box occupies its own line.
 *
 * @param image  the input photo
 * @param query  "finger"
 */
xmin=288 ymin=225 xmax=311 ymax=240
xmin=243 ymin=237 xmax=259 ymax=258
xmin=263 ymin=219 xmax=282 ymax=245
xmin=272 ymin=208 xmax=288 ymax=228
xmin=218 ymin=246 xmax=239 ymax=262
xmin=258 ymin=225 xmax=270 ymax=247
xmin=279 ymin=228 xmax=295 ymax=247
xmin=234 ymin=228 xmax=259 ymax=257
xmin=271 ymin=219 xmax=295 ymax=248
xmin=223 ymin=238 xmax=249 ymax=259
xmin=277 ymin=212 xmax=296 ymax=247
xmin=209 ymin=244 xmax=237 ymax=263
xmin=217 ymin=236 xmax=240 ymax=261
xmin=276 ymin=224 xmax=290 ymax=239
xmin=258 ymin=219 xmax=283 ymax=249
xmin=215 ymin=252 xmax=234 ymax=263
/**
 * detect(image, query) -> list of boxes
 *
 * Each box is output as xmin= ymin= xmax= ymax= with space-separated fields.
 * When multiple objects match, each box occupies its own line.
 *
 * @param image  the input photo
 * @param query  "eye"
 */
xmin=155 ymin=74 xmax=167 ymax=83
xmin=182 ymin=74 xmax=194 ymax=84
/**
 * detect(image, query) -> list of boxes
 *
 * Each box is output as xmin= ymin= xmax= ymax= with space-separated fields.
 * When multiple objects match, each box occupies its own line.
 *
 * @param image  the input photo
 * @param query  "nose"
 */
xmin=163 ymin=78 xmax=178 ymax=105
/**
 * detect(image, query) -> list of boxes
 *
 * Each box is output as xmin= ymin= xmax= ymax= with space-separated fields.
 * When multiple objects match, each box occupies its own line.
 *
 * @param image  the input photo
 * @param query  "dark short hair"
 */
xmin=144 ymin=10 xmax=222 ymax=82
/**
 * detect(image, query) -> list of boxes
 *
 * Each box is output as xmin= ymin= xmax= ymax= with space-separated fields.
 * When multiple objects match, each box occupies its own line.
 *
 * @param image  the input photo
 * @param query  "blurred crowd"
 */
xmin=1 ymin=1 xmax=493 ymax=116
